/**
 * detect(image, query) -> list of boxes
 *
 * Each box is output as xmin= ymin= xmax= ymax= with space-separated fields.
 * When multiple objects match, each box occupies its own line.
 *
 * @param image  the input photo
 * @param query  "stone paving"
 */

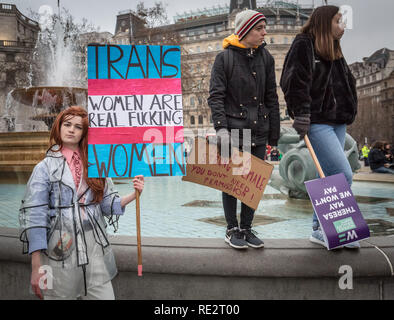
xmin=353 ymin=164 xmax=394 ymax=183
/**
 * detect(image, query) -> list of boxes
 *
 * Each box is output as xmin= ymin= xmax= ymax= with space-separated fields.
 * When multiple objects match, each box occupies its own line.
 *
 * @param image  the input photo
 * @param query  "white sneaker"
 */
xmin=344 ymin=241 xmax=361 ymax=249
xmin=309 ymin=229 xmax=327 ymax=248
xmin=310 ymin=229 xmax=361 ymax=249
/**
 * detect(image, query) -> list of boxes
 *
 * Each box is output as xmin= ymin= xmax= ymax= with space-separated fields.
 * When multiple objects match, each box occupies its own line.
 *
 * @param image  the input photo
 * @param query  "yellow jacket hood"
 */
xmin=223 ymin=34 xmax=260 ymax=49
xmin=222 ymin=34 xmax=247 ymax=49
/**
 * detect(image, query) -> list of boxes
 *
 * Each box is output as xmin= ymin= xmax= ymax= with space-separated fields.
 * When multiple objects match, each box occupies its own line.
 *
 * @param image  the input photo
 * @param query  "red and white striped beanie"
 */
xmin=235 ymin=9 xmax=266 ymax=41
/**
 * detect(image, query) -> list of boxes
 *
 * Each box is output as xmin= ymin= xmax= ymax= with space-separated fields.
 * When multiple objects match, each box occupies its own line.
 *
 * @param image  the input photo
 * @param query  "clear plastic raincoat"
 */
xmin=19 ymin=147 xmax=124 ymax=298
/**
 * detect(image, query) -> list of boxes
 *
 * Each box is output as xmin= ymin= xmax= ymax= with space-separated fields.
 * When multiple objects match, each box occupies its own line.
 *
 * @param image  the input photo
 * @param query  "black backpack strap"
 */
xmin=223 ymin=48 xmax=234 ymax=82
xmin=260 ymin=48 xmax=267 ymax=77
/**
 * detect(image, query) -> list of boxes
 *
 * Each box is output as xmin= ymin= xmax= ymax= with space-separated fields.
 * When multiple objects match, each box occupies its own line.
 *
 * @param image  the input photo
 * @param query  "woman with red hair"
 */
xmin=19 ymin=106 xmax=144 ymax=300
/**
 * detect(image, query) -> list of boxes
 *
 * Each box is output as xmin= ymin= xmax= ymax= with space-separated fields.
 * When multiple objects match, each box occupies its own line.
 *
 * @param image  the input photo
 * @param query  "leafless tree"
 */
xmin=133 ymin=1 xmax=169 ymax=29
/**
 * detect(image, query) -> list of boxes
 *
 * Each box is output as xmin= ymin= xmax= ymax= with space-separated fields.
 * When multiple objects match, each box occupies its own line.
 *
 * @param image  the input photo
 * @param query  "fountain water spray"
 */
xmin=3 ymin=4 xmax=93 ymax=131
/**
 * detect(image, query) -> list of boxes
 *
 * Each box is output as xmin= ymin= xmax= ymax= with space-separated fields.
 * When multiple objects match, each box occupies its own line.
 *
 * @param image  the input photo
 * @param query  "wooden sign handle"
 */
xmin=304 ymin=135 xmax=326 ymax=179
xmin=135 ymin=189 xmax=142 ymax=276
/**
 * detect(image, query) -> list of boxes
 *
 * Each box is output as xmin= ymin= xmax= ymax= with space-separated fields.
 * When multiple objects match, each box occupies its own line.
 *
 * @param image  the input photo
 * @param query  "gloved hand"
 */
xmin=216 ymin=128 xmax=231 ymax=158
xmin=292 ymin=115 xmax=310 ymax=139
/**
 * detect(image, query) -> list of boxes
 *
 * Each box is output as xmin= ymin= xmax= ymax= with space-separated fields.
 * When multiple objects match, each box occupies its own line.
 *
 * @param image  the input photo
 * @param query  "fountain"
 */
xmin=0 ymin=4 xmax=88 ymax=182
xmin=0 ymin=2 xmax=392 ymax=230
xmin=10 ymin=86 xmax=87 ymax=129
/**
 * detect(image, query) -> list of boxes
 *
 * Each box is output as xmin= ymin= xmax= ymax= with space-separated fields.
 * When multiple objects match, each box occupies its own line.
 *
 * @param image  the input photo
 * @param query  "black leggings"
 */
xmin=222 ymin=144 xmax=266 ymax=230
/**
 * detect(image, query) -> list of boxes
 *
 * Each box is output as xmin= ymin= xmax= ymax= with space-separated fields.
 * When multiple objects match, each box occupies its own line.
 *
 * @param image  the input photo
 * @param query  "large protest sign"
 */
xmin=305 ymin=173 xmax=370 ymax=249
xmin=182 ymin=137 xmax=273 ymax=210
xmin=87 ymin=44 xmax=185 ymax=178
xmin=86 ymin=44 xmax=185 ymax=276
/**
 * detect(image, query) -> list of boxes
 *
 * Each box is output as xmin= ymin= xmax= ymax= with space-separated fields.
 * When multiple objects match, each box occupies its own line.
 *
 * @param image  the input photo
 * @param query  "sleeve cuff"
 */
xmin=214 ymin=120 xmax=227 ymax=130
xmin=27 ymin=228 xmax=47 ymax=255
xmin=112 ymin=196 xmax=126 ymax=216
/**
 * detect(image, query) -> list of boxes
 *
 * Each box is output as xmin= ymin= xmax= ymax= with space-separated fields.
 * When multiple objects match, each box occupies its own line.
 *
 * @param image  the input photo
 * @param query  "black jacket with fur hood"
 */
xmin=280 ymin=33 xmax=358 ymax=125
xmin=208 ymin=34 xmax=280 ymax=146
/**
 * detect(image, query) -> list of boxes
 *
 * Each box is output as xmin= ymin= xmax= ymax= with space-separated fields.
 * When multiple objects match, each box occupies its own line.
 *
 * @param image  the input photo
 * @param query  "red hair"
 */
xmin=49 ymin=106 xmax=105 ymax=203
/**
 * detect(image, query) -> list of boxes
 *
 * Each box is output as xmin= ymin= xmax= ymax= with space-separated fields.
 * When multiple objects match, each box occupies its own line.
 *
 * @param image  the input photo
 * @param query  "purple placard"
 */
xmin=305 ymin=173 xmax=370 ymax=250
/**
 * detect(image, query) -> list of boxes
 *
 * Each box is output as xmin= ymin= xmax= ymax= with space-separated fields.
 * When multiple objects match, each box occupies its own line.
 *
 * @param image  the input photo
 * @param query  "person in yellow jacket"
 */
xmin=362 ymin=144 xmax=370 ymax=167
xmin=208 ymin=9 xmax=280 ymax=250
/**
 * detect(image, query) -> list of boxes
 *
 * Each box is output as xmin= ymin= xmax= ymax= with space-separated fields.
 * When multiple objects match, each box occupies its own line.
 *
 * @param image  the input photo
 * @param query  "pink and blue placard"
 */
xmin=305 ymin=173 xmax=370 ymax=250
xmin=87 ymin=44 xmax=185 ymax=178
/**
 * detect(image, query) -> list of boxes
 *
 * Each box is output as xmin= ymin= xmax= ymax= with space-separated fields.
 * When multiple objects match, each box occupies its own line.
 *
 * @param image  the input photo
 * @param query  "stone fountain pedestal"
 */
xmin=10 ymin=86 xmax=87 ymax=130
xmin=0 ymin=131 xmax=49 ymax=183
xmin=0 ymin=86 xmax=87 ymax=183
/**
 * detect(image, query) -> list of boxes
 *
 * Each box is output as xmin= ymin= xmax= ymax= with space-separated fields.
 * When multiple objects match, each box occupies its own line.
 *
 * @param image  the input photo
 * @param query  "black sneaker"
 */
xmin=225 ymin=227 xmax=248 ymax=249
xmin=241 ymin=228 xmax=264 ymax=248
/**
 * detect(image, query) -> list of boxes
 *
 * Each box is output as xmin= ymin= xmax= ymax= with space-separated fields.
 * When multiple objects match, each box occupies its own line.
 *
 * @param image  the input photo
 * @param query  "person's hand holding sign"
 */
xmin=120 ymin=175 xmax=144 ymax=207
xmin=133 ymin=175 xmax=144 ymax=194
xmin=292 ymin=115 xmax=311 ymax=139
xmin=216 ymin=128 xmax=231 ymax=161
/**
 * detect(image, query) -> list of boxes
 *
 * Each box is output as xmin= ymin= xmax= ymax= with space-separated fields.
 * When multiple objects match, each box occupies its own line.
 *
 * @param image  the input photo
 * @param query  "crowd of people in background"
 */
xmin=265 ymin=145 xmax=282 ymax=161
xmin=361 ymin=141 xmax=394 ymax=174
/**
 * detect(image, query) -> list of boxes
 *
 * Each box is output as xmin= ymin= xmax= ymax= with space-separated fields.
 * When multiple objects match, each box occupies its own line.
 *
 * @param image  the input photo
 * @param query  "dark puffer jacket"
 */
xmin=208 ymin=39 xmax=280 ymax=146
xmin=280 ymin=33 xmax=358 ymax=125
xmin=368 ymin=148 xmax=388 ymax=170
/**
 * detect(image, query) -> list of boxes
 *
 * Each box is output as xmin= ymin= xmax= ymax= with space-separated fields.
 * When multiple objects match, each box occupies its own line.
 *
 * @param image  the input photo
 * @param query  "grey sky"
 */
xmin=7 ymin=0 xmax=394 ymax=64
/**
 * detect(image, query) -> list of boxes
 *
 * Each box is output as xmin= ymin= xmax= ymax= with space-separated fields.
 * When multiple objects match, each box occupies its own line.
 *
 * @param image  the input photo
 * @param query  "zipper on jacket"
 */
xmin=247 ymin=48 xmax=255 ymax=57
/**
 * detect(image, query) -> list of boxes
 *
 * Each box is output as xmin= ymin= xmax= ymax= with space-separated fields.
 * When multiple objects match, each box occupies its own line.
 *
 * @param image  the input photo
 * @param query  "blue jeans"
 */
xmin=308 ymin=124 xmax=353 ymax=230
xmin=372 ymin=167 xmax=394 ymax=174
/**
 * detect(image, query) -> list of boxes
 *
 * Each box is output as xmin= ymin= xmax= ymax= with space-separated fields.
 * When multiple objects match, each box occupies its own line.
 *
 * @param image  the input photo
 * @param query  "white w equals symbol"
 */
xmin=347 ymin=230 xmax=358 ymax=241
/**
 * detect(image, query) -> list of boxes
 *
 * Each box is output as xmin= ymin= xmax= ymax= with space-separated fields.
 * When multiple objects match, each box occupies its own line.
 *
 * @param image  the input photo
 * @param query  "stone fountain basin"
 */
xmin=11 ymin=86 xmax=87 ymax=108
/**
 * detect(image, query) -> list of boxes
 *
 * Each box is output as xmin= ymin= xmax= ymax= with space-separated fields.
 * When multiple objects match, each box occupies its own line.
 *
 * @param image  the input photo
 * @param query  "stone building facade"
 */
xmin=348 ymin=48 xmax=394 ymax=146
xmin=0 ymin=3 xmax=39 ymax=131
xmin=111 ymin=1 xmax=314 ymax=142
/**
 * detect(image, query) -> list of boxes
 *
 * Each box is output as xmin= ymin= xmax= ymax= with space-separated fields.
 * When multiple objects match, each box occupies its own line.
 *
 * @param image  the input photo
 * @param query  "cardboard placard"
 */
xmin=182 ymin=137 xmax=273 ymax=210
xmin=305 ymin=173 xmax=370 ymax=249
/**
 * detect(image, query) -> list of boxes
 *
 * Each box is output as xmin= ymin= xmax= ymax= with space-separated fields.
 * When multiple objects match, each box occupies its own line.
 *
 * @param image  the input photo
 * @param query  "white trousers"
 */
xmin=44 ymin=280 xmax=115 ymax=300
